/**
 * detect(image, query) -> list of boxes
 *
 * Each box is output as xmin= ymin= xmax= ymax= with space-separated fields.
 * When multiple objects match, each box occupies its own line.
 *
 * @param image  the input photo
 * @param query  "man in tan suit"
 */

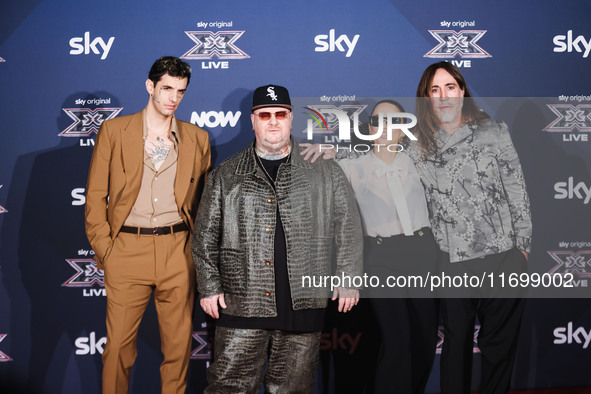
xmin=85 ymin=56 xmax=211 ymax=393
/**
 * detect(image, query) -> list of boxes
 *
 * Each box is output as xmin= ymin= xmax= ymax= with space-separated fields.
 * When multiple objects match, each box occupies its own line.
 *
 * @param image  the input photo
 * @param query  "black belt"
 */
xmin=120 ymin=222 xmax=189 ymax=236
xmin=366 ymin=227 xmax=431 ymax=245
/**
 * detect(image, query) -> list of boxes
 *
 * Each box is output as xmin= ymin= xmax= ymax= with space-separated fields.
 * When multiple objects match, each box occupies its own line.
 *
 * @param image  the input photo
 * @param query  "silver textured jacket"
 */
xmin=408 ymin=120 xmax=532 ymax=263
xmin=192 ymin=138 xmax=363 ymax=317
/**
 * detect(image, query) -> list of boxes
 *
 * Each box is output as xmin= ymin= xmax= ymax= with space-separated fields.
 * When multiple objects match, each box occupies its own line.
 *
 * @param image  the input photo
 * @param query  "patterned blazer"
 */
xmin=408 ymin=119 xmax=532 ymax=263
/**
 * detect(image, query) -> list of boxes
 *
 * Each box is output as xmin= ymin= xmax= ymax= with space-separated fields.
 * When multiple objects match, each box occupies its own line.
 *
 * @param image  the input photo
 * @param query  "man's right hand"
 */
xmin=200 ymin=293 xmax=226 ymax=319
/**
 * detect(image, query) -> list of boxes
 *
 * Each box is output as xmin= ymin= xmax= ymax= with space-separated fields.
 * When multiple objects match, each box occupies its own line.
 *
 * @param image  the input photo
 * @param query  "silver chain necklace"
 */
xmin=255 ymin=152 xmax=291 ymax=185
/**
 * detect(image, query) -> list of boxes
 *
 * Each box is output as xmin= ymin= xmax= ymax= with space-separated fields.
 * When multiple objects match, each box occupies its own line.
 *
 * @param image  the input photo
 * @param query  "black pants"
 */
xmin=439 ymin=248 xmax=527 ymax=394
xmin=364 ymin=228 xmax=439 ymax=394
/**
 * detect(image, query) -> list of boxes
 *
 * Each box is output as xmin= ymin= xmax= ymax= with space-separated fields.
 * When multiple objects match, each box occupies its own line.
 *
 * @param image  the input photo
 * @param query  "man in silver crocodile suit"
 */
xmin=411 ymin=62 xmax=532 ymax=394
xmin=192 ymin=84 xmax=363 ymax=393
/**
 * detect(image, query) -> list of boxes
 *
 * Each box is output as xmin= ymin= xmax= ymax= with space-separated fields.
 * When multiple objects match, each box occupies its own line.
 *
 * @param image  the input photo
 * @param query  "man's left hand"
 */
xmin=299 ymin=143 xmax=336 ymax=163
xmin=332 ymin=287 xmax=359 ymax=313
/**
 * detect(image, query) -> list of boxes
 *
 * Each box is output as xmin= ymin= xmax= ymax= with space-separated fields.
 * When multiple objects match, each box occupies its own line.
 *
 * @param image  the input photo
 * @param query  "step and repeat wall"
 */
xmin=1 ymin=0 xmax=591 ymax=392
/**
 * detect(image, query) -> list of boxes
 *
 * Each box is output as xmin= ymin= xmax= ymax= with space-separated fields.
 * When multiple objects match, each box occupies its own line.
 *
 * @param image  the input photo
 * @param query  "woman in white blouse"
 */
xmin=336 ymin=100 xmax=439 ymax=393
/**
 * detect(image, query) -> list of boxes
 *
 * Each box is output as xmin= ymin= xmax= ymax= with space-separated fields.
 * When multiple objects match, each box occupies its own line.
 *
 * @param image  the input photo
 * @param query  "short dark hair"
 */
xmin=415 ymin=61 xmax=489 ymax=156
xmin=148 ymin=56 xmax=192 ymax=86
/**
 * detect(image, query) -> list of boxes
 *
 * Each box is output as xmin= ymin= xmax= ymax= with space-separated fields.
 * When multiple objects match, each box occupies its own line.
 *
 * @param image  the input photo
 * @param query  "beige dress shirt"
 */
xmin=124 ymin=111 xmax=183 ymax=227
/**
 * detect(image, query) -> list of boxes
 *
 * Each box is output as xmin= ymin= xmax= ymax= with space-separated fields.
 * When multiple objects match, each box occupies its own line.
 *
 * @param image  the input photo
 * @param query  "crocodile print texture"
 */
xmin=192 ymin=138 xmax=363 ymax=317
xmin=205 ymin=327 xmax=321 ymax=394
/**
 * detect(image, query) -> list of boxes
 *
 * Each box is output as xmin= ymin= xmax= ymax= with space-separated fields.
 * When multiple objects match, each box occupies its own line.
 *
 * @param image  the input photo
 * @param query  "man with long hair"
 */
xmin=411 ymin=62 xmax=532 ymax=393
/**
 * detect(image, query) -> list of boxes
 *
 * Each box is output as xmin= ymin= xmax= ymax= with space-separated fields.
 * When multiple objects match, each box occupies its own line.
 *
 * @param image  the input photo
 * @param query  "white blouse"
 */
xmin=338 ymin=152 xmax=430 ymax=237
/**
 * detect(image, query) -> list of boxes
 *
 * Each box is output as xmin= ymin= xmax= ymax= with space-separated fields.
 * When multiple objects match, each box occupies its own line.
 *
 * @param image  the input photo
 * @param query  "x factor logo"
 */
xmin=425 ymin=30 xmax=491 ymax=58
xmin=304 ymin=104 xmax=366 ymax=135
xmin=544 ymin=104 xmax=591 ymax=132
xmin=0 ymin=185 xmax=6 ymax=214
xmin=191 ymin=331 xmax=211 ymax=360
xmin=182 ymin=31 xmax=249 ymax=60
xmin=0 ymin=334 xmax=12 ymax=362
xmin=436 ymin=325 xmax=481 ymax=354
xmin=62 ymin=259 xmax=105 ymax=287
xmin=547 ymin=251 xmax=591 ymax=278
xmin=60 ymin=107 xmax=122 ymax=137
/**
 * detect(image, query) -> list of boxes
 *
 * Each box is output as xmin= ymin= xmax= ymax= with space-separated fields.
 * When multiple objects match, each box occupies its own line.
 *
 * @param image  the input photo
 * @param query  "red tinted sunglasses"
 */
xmin=255 ymin=111 xmax=290 ymax=121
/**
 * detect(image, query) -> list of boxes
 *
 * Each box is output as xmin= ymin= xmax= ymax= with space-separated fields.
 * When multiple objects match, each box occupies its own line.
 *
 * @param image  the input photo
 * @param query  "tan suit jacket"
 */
xmin=85 ymin=111 xmax=211 ymax=270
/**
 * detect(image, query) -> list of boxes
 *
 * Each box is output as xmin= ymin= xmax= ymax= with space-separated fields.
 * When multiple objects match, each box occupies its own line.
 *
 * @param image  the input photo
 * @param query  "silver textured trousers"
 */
xmin=205 ymin=326 xmax=321 ymax=394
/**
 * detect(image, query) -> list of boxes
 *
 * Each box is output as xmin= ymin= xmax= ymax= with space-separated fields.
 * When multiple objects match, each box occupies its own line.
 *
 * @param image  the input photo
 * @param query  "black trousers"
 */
xmin=439 ymin=248 xmax=527 ymax=394
xmin=364 ymin=229 xmax=439 ymax=394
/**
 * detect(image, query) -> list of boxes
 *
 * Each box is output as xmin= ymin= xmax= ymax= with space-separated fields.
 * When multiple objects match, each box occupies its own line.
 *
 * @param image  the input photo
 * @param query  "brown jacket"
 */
xmin=85 ymin=111 xmax=211 ymax=270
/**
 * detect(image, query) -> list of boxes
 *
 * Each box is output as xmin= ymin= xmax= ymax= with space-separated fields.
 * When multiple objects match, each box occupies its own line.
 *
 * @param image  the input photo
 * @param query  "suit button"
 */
xmin=190 ymin=178 xmax=195 ymax=183
xmin=264 ymin=291 xmax=271 ymax=296
xmin=267 ymin=197 xmax=274 ymax=204
xmin=264 ymin=260 xmax=272 ymax=265
xmin=418 ymin=230 xmax=424 ymax=237
xmin=376 ymin=237 xmax=382 ymax=245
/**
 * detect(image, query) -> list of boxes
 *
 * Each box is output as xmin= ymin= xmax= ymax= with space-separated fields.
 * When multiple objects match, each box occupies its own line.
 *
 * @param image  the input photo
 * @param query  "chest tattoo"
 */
xmin=145 ymin=137 xmax=172 ymax=170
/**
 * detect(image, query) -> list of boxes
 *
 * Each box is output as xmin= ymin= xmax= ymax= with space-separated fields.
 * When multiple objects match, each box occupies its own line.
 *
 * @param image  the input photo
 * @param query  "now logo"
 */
xmin=190 ymin=111 xmax=241 ymax=128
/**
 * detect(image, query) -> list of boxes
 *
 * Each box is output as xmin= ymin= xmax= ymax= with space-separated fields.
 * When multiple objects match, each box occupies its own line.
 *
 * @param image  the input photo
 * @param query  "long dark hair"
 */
xmin=371 ymin=99 xmax=405 ymax=114
xmin=371 ymin=99 xmax=407 ymax=143
xmin=415 ymin=62 xmax=489 ymax=156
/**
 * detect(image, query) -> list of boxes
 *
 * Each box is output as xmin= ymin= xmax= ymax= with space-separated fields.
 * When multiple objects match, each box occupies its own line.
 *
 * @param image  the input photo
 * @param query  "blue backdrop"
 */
xmin=1 ymin=0 xmax=591 ymax=392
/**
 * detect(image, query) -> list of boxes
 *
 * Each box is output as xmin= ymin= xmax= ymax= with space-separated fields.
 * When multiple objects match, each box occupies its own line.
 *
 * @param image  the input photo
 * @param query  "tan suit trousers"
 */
xmin=102 ymin=230 xmax=194 ymax=394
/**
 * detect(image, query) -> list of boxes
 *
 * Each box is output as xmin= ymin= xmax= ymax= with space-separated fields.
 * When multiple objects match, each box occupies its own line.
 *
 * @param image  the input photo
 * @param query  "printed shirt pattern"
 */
xmin=409 ymin=120 xmax=532 ymax=262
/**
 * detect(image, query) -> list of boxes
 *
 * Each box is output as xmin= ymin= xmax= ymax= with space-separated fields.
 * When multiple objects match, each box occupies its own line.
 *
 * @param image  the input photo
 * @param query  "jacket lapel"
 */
xmin=439 ymin=124 xmax=473 ymax=152
xmin=174 ymin=119 xmax=196 ymax=208
xmin=120 ymin=112 xmax=144 ymax=193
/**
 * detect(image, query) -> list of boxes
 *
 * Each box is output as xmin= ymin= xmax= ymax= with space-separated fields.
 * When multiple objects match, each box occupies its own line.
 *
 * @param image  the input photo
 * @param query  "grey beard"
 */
xmin=437 ymin=96 xmax=464 ymax=124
